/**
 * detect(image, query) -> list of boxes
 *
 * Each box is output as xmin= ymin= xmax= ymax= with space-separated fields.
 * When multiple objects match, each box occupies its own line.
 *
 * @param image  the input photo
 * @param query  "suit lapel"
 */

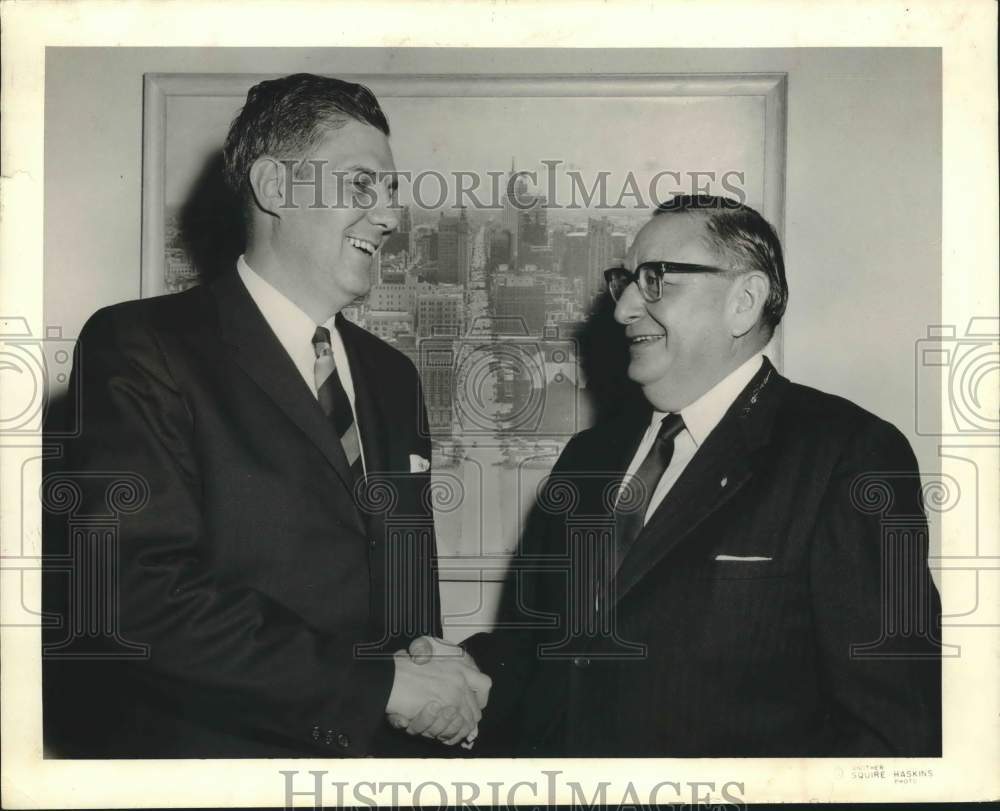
xmin=596 ymin=407 xmax=652 ymax=481
xmin=338 ymin=315 xmax=390 ymax=476
xmin=210 ymin=273 xmax=356 ymax=496
xmin=338 ymin=316 xmax=397 ymax=548
xmin=613 ymin=359 xmax=785 ymax=606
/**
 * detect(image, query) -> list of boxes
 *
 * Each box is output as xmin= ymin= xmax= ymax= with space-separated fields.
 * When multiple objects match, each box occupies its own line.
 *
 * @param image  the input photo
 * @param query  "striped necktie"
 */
xmin=312 ymin=326 xmax=364 ymax=484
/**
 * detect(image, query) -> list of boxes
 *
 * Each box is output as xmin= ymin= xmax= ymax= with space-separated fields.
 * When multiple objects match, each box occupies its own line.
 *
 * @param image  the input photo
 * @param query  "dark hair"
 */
xmin=222 ymin=73 xmax=390 ymax=203
xmin=655 ymin=194 xmax=788 ymax=332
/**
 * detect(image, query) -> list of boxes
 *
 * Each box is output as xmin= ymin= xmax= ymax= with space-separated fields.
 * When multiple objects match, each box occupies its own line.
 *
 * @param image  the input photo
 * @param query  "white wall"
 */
xmin=44 ymin=48 xmax=941 ymax=638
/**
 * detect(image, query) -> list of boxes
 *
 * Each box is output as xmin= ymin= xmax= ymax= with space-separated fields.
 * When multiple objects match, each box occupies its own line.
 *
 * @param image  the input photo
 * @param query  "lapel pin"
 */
xmin=720 ymin=477 xmax=728 ymax=488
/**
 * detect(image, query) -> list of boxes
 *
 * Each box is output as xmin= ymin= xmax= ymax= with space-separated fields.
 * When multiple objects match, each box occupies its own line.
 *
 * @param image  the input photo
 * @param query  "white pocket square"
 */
xmin=409 ymin=453 xmax=431 ymax=473
xmin=714 ymin=554 xmax=773 ymax=562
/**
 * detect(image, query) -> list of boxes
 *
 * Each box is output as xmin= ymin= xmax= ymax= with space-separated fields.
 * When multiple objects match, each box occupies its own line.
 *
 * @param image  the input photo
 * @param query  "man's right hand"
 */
xmin=385 ymin=646 xmax=491 ymax=745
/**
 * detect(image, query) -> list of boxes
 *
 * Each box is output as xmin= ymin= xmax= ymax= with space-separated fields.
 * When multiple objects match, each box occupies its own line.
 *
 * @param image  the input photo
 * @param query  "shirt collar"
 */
xmin=237 ymin=254 xmax=337 ymax=349
xmin=650 ymin=352 xmax=765 ymax=447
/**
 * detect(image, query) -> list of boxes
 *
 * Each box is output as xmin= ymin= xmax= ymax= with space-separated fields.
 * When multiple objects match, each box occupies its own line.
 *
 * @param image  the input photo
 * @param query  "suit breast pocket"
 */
xmin=706 ymin=556 xmax=789 ymax=580
xmin=682 ymin=490 xmax=807 ymax=579
xmin=693 ymin=532 xmax=800 ymax=580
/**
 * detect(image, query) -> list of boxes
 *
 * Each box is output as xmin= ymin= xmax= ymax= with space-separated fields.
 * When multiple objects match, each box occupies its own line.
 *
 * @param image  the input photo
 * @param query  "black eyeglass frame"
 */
xmin=604 ymin=260 xmax=734 ymax=302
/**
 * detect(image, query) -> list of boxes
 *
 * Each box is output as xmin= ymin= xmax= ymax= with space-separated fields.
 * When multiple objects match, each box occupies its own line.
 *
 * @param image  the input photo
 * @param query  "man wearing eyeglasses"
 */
xmin=413 ymin=194 xmax=942 ymax=757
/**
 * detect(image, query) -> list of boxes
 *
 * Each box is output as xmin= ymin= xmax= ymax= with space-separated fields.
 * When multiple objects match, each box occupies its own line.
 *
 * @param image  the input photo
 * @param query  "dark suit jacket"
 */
xmin=465 ymin=358 xmax=941 ymax=757
xmin=43 ymin=272 xmax=441 ymax=758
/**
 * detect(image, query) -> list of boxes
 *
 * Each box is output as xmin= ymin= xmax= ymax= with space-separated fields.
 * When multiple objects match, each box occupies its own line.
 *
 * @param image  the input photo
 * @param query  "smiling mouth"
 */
xmin=629 ymin=334 xmax=665 ymax=346
xmin=346 ymin=235 xmax=378 ymax=256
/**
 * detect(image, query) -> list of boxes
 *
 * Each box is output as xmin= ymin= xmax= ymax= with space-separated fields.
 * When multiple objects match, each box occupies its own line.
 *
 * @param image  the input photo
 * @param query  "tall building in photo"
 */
xmin=494 ymin=275 xmax=547 ymax=335
xmin=611 ymin=232 xmax=628 ymax=265
xmin=367 ymin=249 xmax=382 ymax=287
xmin=486 ymin=227 xmax=513 ymax=284
xmin=398 ymin=203 xmax=412 ymax=236
xmin=416 ymin=290 xmax=464 ymax=338
xmin=559 ymin=230 xmax=589 ymax=282
xmin=587 ymin=217 xmax=614 ymax=293
xmin=503 ymin=159 xmax=528 ymax=269
xmin=414 ymin=226 xmax=438 ymax=264
xmin=517 ymin=194 xmax=547 ymax=253
xmin=488 ymin=227 xmax=512 ymax=268
xmin=380 ymin=203 xmax=412 ymax=260
xmin=517 ymin=193 xmax=549 ymax=272
xmin=415 ymin=281 xmax=463 ymax=432
xmin=551 ymin=225 xmax=569 ymax=270
xmin=437 ymin=209 xmax=470 ymax=286
xmin=368 ymin=278 xmax=433 ymax=314
xmin=418 ymin=337 xmax=456 ymax=432
xmin=457 ymin=209 xmax=471 ymax=284
xmin=534 ymin=272 xmax=575 ymax=328
xmin=382 ymin=231 xmax=409 ymax=258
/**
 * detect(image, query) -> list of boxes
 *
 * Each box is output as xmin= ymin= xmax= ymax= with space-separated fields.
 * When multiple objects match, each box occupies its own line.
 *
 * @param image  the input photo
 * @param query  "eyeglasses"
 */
xmin=604 ymin=261 xmax=733 ymax=303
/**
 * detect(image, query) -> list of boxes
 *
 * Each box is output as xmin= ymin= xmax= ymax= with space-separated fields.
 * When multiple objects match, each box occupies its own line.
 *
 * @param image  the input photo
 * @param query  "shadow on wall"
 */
xmin=572 ymin=291 xmax=643 ymax=426
xmin=178 ymin=151 xmax=247 ymax=286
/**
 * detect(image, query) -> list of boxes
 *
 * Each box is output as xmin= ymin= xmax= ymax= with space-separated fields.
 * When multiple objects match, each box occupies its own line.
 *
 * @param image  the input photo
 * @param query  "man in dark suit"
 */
xmin=410 ymin=195 xmax=941 ymax=756
xmin=43 ymin=73 xmax=488 ymax=758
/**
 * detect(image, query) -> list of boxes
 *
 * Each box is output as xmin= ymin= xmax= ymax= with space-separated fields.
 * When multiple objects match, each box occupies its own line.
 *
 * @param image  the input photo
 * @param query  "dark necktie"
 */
xmin=613 ymin=412 xmax=686 ymax=569
xmin=312 ymin=326 xmax=364 ymax=485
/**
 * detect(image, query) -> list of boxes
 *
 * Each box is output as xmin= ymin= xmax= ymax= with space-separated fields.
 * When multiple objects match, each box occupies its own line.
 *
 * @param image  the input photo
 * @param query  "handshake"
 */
xmin=384 ymin=636 xmax=491 ymax=748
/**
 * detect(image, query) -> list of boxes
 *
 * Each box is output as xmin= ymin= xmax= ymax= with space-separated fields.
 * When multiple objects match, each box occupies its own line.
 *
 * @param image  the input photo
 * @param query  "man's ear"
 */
xmin=247 ymin=156 xmax=286 ymax=217
xmin=729 ymin=270 xmax=770 ymax=337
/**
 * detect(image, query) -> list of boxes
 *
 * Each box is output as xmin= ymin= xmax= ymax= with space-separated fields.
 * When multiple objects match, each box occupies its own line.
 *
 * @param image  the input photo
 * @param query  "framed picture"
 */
xmin=142 ymin=72 xmax=787 ymax=579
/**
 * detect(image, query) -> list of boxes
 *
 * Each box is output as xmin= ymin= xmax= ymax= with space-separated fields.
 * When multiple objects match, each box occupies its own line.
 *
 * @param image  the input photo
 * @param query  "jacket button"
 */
xmin=337 ymin=733 xmax=351 ymax=749
xmin=369 ymin=538 xmax=377 ymax=548
xmin=311 ymin=725 xmax=321 ymax=741
xmin=573 ymin=656 xmax=590 ymax=668
xmin=324 ymin=729 xmax=334 ymax=746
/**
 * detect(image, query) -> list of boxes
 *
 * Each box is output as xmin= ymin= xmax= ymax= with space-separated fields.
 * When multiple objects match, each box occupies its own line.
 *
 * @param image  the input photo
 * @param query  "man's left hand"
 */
xmin=387 ymin=636 xmax=489 ymax=747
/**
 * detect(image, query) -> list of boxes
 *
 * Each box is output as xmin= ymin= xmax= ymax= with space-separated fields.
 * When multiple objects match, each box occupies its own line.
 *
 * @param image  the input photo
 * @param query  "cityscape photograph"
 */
xmin=161 ymin=92 xmax=765 ymax=564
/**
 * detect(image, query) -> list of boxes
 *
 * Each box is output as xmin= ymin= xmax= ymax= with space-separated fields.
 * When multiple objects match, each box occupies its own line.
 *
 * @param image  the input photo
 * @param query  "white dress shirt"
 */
xmin=621 ymin=353 xmax=764 ymax=524
xmin=237 ymin=255 xmax=367 ymax=475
